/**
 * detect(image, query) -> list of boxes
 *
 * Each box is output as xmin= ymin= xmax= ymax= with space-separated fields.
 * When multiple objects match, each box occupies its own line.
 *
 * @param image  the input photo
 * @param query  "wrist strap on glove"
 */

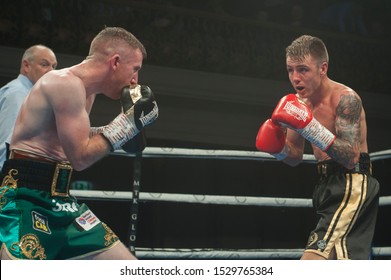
xmin=272 ymin=145 xmax=289 ymax=161
xmin=298 ymin=118 xmax=336 ymax=151
xmin=90 ymin=126 xmax=106 ymax=137
xmin=102 ymin=113 xmax=139 ymax=151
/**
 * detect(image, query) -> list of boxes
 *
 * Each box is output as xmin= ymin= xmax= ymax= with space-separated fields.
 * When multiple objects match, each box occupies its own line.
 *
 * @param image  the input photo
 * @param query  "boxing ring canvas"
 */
xmin=70 ymin=147 xmax=391 ymax=259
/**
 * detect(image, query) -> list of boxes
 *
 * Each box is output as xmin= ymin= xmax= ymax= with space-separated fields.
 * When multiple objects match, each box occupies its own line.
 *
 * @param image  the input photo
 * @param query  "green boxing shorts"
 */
xmin=0 ymin=161 xmax=120 ymax=260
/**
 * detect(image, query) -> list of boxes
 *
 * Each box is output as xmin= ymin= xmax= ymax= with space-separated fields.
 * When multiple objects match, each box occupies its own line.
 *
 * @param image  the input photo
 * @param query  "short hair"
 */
xmin=89 ymin=27 xmax=147 ymax=59
xmin=286 ymin=35 xmax=329 ymax=64
xmin=22 ymin=44 xmax=53 ymax=62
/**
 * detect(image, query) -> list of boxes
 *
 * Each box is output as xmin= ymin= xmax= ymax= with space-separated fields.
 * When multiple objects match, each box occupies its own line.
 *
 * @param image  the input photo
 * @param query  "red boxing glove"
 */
xmin=271 ymin=94 xmax=335 ymax=151
xmin=256 ymin=119 xmax=286 ymax=154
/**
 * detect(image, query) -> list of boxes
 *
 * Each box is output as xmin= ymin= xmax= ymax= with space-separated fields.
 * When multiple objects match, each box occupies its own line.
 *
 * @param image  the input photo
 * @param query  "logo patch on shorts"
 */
xmin=75 ymin=210 xmax=101 ymax=231
xmin=32 ymin=211 xmax=51 ymax=234
xmin=317 ymin=240 xmax=327 ymax=250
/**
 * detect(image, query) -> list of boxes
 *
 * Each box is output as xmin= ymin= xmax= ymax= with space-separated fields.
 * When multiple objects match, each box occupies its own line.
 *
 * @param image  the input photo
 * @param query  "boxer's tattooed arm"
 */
xmin=327 ymin=93 xmax=362 ymax=168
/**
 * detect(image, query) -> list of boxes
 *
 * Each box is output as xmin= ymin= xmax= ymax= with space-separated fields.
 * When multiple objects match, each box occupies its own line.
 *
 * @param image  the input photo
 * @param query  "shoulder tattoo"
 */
xmin=335 ymin=93 xmax=362 ymax=147
xmin=328 ymin=93 xmax=362 ymax=166
xmin=336 ymin=94 xmax=362 ymax=125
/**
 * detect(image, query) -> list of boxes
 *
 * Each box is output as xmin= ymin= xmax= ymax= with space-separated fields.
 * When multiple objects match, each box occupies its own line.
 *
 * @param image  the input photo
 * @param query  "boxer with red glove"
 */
xmin=255 ymin=119 xmax=289 ymax=160
xmin=271 ymin=94 xmax=336 ymax=152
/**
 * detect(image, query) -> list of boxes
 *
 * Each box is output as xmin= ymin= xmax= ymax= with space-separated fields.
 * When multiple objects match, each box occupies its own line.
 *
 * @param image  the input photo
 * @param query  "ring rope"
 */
xmin=111 ymin=147 xmax=391 ymax=162
xmin=70 ymin=190 xmax=391 ymax=207
xmin=134 ymin=246 xmax=391 ymax=259
xmin=111 ymin=147 xmax=317 ymax=162
xmin=136 ymin=248 xmax=304 ymax=259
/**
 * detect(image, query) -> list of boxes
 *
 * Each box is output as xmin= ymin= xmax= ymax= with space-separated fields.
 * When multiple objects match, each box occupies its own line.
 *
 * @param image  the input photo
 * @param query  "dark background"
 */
xmin=1 ymin=0 xmax=390 ymax=259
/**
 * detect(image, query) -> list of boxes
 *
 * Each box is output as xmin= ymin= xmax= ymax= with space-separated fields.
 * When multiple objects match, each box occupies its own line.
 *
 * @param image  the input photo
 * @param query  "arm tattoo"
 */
xmin=327 ymin=94 xmax=362 ymax=167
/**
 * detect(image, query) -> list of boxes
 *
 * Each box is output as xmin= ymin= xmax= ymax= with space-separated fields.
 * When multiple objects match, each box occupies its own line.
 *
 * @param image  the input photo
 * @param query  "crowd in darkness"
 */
xmin=143 ymin=0 xmax=389 ymax=38
xmin=0 ymin=0 xmax=390 ymax=94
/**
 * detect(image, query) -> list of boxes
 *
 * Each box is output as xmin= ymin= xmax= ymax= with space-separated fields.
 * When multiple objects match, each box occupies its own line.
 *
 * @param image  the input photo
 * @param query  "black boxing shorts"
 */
xmin=304 ymin=153 xmax=380 ymax=259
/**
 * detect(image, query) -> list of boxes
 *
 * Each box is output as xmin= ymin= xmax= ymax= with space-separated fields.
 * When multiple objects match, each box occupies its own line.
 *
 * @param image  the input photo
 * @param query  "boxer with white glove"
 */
xmin=271 ymin=94 xmax=336 ymax=152
xmin=102 ymin=84 xmax=158 ymax=151
xmin=119 ymin=85 xmax=148 ymax=153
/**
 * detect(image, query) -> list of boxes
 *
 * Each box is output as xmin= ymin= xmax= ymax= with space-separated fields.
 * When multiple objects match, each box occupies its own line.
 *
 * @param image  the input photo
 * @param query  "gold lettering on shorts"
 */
xmin=0 ymin=169 xmax=18 ymax=211
xmin=10 ymin=234 xmax=47 ymax=260
xmin=1 ymin=169 xmax=18 ymax=189
xmin=102 ymin=223 xmax=119 ymax=246
xmin=307 ymin=232 xmax=318 ymax=247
